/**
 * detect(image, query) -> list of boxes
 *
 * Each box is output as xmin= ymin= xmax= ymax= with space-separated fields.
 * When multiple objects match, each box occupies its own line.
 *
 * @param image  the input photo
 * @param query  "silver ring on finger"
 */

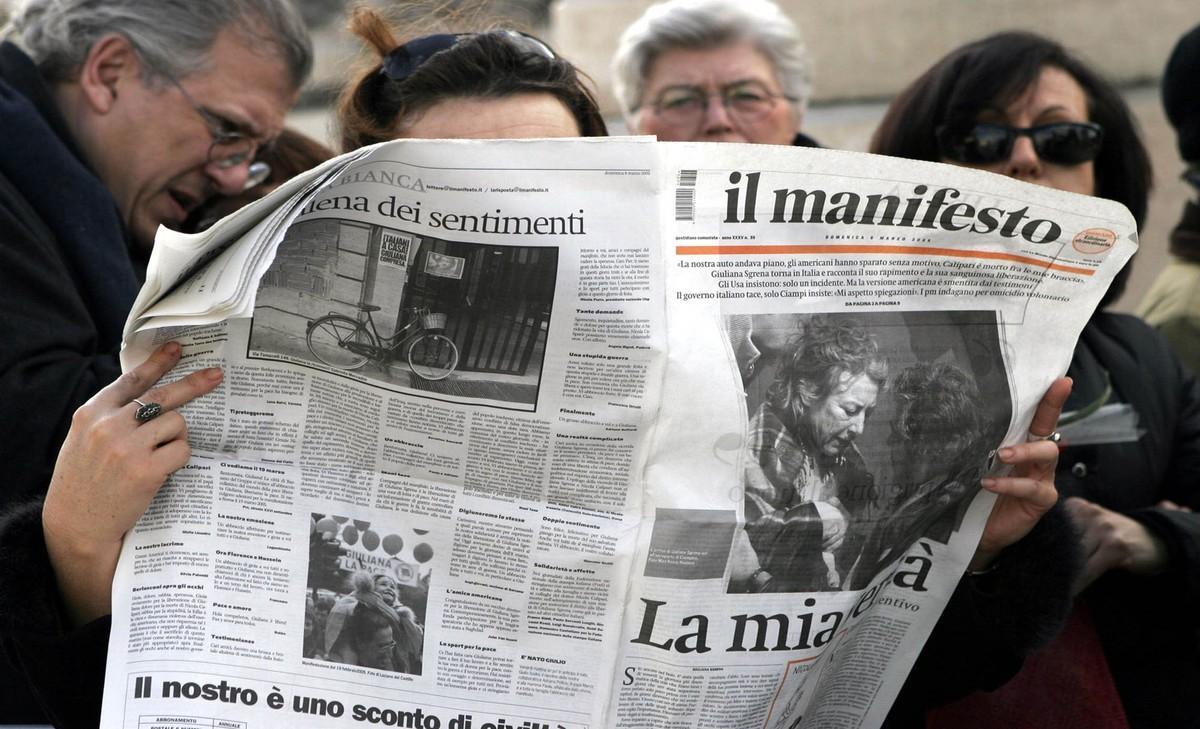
xmin=132 ymin=398 xmax=164 ymax=423
xmin=1029 ymin=430 xmax=1062 ymax=445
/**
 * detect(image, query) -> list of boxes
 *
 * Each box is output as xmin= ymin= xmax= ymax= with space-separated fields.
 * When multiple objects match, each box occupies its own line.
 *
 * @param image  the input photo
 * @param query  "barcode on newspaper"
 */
xmin=675 ymin=169 xmax=698 ymax=221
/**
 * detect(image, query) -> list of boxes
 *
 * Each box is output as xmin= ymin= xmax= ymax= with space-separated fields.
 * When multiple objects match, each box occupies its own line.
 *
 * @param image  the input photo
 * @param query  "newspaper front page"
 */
xmin=104 ymin=139 xmax=1135 ymax=729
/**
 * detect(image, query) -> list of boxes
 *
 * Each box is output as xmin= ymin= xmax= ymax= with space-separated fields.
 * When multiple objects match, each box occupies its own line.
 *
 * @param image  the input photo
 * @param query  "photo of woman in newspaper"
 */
xmin=306 ymin=513 xmax=432 ymax=675
xmin=843 ymin=361 xmax=995 ymax=590
xmin=727 ymin=311 xmax=1011 ymax=593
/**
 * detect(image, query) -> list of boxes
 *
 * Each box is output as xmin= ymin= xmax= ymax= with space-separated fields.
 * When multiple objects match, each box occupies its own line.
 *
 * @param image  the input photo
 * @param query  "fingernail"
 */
xmin=981 ymin=478 xmax=997 ymax=489
xmin=204 ymin=368 xmax=223 ymax=381
xmin=164 ymin=341 xmax=182 ymax=356
xmin=998 ymin=447 xmax=1014 ymax=460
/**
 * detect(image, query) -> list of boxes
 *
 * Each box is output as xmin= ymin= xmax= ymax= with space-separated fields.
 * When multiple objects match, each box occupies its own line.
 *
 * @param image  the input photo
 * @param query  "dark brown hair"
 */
xmin=870 ymin=32 xmax=1151 ymax=304
xmin=337 ymin=6 xmax=607 ymax=151
xmin=871 ymin=32 xmax=1151 ymax=227
xmin=767 ymin=316 xmax=887 ymax=422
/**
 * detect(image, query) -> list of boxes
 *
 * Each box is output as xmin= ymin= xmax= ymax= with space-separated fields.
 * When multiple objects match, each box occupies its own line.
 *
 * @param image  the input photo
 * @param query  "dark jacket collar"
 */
xmin=0 ymin=42 xmax=89 ymax=168
xmin=793 ymin=131 xmax=821 ymax=148
xmin=0 ymin=41 xmax=139 ymax=345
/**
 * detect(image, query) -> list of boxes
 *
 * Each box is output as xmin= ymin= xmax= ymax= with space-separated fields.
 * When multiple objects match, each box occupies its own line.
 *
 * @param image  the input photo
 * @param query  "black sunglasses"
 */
xmin=380 ymin=31 xmax=556 ymax=82
xmin=936 ymin=121 xmax=1104 ymax=166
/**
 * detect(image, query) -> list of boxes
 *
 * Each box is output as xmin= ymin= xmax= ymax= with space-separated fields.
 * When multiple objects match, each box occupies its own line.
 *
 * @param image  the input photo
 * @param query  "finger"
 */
xmin=95 ymin=342 xmax=183 ymax=407
xmin=1063 ymin=495 xmax=1092 ymax=515
xmin=129 ymin=411 xmax=188 ymax=448
xmin=1078 ymin=553 xmax=1108 ymax=592
xmin=1066 ymin=497 xmax=1111 ymax=530
xmin=981 ymin=475 xmax=1057 ymax=509
xmin=993 ymin=441 xmax=1060 ymax=486
xmin=1088 ymin=532 xmax=1127 ymax=575
xmin=136 ymin=366 xmax=224 ymax=413
xmin=1158 ymin=499 xmax=1191 ymax=512
xmin=1077 ymin=519 xmax=1105 ymax=558
xmin=1028 ymin=376 xmax=1073 ymax=438
xmin=147 ymin=439 xmax=193 ymax=479
xmin=1063 ymin=497 xmax=1099 ymax=534
xmin=996 ymin=440 xmax=1059 ymax=472
xmin=1064 ymin=499 xmax=1108 ymax=560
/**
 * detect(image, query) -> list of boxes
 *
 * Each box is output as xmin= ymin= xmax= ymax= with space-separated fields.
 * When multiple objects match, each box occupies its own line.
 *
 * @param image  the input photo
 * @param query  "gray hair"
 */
xmin=612 ymin=0 xmax=812 ymax=122
xmin=5 ymin=0 xmax=312 ymax=89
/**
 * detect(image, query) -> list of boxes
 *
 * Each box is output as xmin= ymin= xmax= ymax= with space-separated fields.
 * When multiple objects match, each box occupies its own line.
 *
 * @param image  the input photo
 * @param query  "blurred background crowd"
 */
xmin=0 ymin=0 xmax=1183 ymax=310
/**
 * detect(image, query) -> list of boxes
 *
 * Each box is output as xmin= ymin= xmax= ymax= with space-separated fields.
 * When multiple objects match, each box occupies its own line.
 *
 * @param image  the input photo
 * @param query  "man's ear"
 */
xmin=77 ymin=33 xmax=142 ymax=114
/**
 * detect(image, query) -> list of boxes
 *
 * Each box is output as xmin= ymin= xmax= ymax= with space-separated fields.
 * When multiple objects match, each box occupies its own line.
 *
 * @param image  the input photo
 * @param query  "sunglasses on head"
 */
xmin=936 ymin=121 xmax=1104 ymax=166
xmin=379 ymin=31 xmax=557 ymax=82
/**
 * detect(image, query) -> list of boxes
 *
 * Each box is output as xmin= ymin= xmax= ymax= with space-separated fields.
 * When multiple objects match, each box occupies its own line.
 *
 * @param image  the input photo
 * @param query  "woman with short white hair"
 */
xmin=611 ymin=0 xmax=813 ymax=145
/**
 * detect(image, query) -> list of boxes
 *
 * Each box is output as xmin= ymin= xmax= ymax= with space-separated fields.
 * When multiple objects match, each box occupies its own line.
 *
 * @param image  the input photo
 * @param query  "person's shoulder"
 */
xmin=1091 ymin=311 xmax=1197 ymax=391
xmin=1139 ymin=260 xmax=1200 ymax=324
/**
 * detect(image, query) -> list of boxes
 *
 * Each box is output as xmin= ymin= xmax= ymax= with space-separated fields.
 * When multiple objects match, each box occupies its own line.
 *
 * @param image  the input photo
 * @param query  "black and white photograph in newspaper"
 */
xmin=248 ymin=219 xmax=557 ymax=410
xmin=306 ymin=512 xmax=435 ymax=676
xmin=725 ymin=310 xmax=1012 ymax=594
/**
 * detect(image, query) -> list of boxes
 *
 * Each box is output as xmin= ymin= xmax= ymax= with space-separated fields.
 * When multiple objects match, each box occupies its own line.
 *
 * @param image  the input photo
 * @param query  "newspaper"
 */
xmin=103 ymin=138 xmax=1135 ymax=729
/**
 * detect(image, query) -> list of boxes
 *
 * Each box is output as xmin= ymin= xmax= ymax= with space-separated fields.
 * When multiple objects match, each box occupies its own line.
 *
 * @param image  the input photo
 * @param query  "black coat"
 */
xmin=1057 ymin=312 xmax=1200 ymax=729
xmin=0 ymin=500 xmax=106 ymax=726
xmin=0 ymin=42 xmax=137 ymax=510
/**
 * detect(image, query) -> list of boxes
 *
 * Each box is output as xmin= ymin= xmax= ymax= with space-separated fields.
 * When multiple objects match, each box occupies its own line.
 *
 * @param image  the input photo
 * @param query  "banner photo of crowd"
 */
xmin=306 ymin=512 xmax=435 ymax=676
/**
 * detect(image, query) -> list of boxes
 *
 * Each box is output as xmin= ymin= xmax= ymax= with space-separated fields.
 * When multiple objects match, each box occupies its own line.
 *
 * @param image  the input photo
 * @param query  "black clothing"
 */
xmin=0 ymin=500 xmax=107 ymax=727
xmin=792 ymin=132 xmax=820 ymax=148
xmin=0 ymin=42 xmax=138 ymax=508
xmin=1056 ymin=312 xmax=1200 ymax=729
xmin=1170 ymin=198 xmax=1200 ymax=261
xmin=0 ymin=496 xmax=1078 ymax=728
xmin=885 ymin=502 xmax=1081 ymax=728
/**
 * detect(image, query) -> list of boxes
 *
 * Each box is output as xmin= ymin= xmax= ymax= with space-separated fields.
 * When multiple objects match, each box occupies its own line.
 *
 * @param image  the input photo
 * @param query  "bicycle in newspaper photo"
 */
xmin=305 ymin=304 xmax=460 ymax=381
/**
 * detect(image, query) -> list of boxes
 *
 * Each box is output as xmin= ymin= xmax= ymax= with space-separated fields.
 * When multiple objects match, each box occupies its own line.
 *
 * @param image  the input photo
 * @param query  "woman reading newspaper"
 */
xmin=1 ymin=11 xmax=1076 ymax=729
xmin=872 ymin=31 xmax=1200 ymax=729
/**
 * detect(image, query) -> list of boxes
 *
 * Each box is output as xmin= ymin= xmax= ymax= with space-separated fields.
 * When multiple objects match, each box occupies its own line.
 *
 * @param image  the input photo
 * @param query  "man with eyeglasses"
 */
xmin=0 ymin=0 xmax=310 ymax=719
xmin=0 ymin=0 xmax=310 ymax=518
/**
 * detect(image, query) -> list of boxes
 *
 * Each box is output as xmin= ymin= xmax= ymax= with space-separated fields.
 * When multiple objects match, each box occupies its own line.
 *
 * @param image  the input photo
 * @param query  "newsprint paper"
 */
xmin=106 ymin=138 xmax=1134 ymax=729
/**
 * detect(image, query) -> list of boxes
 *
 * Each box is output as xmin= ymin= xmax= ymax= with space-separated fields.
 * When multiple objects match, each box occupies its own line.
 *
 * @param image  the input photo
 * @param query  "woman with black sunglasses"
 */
xmin=873 ymin=32 xmax=1200 ymax=729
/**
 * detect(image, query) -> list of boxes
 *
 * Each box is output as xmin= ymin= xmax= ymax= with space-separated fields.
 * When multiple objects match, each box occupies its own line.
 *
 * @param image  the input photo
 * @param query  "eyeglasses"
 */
xmin=242 ymin=160 xmax=272 ymax=192
xmin=642 ymin=81 xmax=796 ymax=128
xmin=379 ymin=30 xmax=557 ymax=83
xmin=165 ymin=74 xmax=263 ymax=170
xmin=936 ymin=121 xmax=1104 ymax=166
